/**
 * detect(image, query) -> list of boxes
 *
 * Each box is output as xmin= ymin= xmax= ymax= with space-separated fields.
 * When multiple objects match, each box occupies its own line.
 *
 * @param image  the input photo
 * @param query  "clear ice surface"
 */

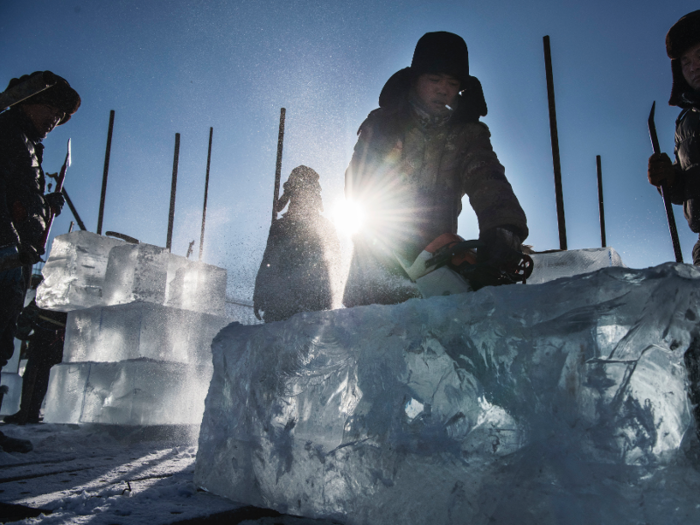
xmin=36 ymin=231 xmax=124 ymax=312
xmin=165 ymin=259 xmax=227 ymax=316
xmin=528 ymin=247 xmax=624 ymax=284
xmin=44 ymin=360 xmax=212 ymax=426
xmin=102 ymin=243 xmax=170 ymax=305
xmin=195 ymin=263 xmax=700 ymax=525
xmin=63 ymin=303 xmax=229 ymax=365
xmin=37 ymin=232 xmax=228 ymax=315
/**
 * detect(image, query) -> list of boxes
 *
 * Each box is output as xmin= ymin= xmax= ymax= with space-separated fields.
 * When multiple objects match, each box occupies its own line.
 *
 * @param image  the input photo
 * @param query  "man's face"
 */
xmin=21 ymin=103 xmax=65 ymax=138
xmin=414 ymin=73 xmax=460 ymax=116
xmin=681 ymin=41 xmax=700 ymax=92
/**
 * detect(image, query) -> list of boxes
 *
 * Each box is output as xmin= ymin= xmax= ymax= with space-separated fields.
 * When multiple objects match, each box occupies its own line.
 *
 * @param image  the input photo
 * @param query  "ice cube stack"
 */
xmin=36 ymin=231 xmax=230 ymax=426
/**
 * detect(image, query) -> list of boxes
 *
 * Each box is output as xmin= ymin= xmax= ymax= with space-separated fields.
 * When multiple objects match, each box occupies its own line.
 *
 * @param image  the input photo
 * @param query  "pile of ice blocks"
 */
xmin=36 ymin=231 xmax=230 ymax=426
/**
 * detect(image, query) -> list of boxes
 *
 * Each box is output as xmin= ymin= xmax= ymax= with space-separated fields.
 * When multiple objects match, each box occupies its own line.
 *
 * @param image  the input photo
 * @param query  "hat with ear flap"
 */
xmin=666 ymin=10 xmax=700 ymax=107
xmin=410 ymin=31 xmax=470 ymax=87
xmin=6 ymin=71 xmax=81 ymax=124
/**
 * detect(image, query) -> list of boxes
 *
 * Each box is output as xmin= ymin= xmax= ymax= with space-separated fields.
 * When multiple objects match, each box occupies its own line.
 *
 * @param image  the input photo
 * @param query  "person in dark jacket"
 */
xmin=253 ymin=166 xmax=341 ymax=323
xmin=4 ymin=276 xmax=66 ymax=425
xmin=648 ymin=11 xmax=700 ymax=264
xmin=0 ymin=71 xmax=79 ymax=452
xmin=343 ymin=32 xmax=528 ymax=307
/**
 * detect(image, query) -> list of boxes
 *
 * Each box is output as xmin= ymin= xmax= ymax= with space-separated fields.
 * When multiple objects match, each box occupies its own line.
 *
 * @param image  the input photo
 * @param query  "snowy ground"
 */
xmin=0 ymin=422 xmax=342 ymax=525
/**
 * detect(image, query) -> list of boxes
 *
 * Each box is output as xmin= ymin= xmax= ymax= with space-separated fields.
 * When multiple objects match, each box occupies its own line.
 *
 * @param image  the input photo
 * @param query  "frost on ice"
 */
xmin=195 ymin=262 xmax=700 ymax=525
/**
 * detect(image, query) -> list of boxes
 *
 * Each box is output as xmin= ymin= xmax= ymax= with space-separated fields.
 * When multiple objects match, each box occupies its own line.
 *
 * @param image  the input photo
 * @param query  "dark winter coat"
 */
xmin=0 ymin=108 xmax=52 ymax=253
xmin=253 ymin=212 xmax=341 ymax=323
xmin=667 ymin=101 xmax=700 ymax=233
xmin=343 ymin=69 xmax=528 ymax=307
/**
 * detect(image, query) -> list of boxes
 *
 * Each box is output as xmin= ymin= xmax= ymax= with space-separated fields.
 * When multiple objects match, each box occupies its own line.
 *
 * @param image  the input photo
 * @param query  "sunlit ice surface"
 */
xmin=332 ymin=198 xmax=365 ymax=236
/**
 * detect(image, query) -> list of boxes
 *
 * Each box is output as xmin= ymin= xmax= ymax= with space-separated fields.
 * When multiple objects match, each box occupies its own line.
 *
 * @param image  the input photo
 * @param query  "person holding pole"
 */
xmin=0 ymin=71 xmax=79 ymax=452
xmin=647 ymin=11 xmax=700 ymax=265
xmin=343 ymin=32 xmax=528 ymax=307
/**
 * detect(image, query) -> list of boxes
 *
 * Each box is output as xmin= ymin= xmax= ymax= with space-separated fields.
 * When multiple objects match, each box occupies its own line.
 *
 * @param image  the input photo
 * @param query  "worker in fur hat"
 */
xmin=342 ymin=32 xmax=528 ymax=307
xmin=0 ymin=71 xmax=79 ymax=452
xmin=648 ymin=11 xmax=700 ymax=264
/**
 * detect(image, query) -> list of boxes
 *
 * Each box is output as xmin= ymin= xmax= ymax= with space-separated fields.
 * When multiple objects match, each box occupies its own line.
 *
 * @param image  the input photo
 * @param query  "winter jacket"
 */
xmin=253 ymin=212 xmax=341 ymax=323
xmin=667 ymin=101 xmax=700 ymax=232
xmin=343 ymin=69 xmax=528 ymax=307
xmin=0 ymin=108 xmax=52 ymax=253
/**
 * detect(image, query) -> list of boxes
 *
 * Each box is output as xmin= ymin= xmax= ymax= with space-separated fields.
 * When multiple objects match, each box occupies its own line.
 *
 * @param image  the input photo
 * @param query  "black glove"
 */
xmin=648 ymin=153 xmax=675 ymax=187
xmin=478 ymin=227 xmax=522 ymax=269
xmin=45 ymin=192 xmax=65 ymax=216
xmin=18 ymin=244 xmax=43 ymax=266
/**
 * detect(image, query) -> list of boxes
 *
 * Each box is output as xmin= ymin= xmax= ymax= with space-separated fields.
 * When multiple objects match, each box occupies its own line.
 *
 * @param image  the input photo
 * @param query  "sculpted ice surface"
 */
xmin=195 ymin=263 xmax=700 ymax=525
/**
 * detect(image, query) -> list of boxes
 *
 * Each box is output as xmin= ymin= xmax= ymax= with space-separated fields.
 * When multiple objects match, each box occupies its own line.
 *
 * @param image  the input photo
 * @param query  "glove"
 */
xmin=45 ymin=192 xmax=65 ymax=216
xmin=648 ymin=153 xmax=675 ymax=187
xmin=478 ymin=227 xmax=522 ymax=269
xmin=17 ymin=244 xmax=43 ymax=266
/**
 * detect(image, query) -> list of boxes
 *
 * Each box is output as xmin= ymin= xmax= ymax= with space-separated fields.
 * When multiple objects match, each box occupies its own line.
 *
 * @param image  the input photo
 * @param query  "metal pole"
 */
xmin=648 ymin=102 xmax=683 ymax=263
xmin=97 ymin=110 xmax=115 ymax=235
xmin=272 ymin=108 xmax=286 ymax=225
xmin=199 ymin=127 xmax=213 ymax=261
xmin=62 ymin=188 xmax=87 ymax=231
xmin=543 ymin=36 xmax=567 ymax=250
xmin=596 ymin=155 xmax=606 ymax=248
xmin=166 ymin=133 xmax=180 ymax=251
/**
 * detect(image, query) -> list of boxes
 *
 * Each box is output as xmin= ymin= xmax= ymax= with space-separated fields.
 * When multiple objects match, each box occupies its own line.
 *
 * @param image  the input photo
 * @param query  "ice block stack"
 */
xmin=36 ymin=231 xmax=230 ymax=426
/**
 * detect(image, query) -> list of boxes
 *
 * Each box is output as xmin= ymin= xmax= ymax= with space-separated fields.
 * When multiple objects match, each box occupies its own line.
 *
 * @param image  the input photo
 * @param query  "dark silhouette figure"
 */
xmin=254 ymin=166 xmax=341 ymax=323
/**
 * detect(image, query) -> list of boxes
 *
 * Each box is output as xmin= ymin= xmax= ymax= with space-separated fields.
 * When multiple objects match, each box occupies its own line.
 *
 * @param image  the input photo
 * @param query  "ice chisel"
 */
xmin=40 ymin=138 xmax=71 ymax=249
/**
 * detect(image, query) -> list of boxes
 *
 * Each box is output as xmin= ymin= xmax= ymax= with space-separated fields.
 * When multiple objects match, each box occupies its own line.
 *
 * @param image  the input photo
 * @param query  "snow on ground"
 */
xmin=0 ymin=422 xmax=341 ymax=525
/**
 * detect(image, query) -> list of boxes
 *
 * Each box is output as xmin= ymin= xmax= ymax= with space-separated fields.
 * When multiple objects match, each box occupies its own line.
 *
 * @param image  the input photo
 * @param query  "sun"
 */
xmin=332 ymin=199 xmax=365 ymax=236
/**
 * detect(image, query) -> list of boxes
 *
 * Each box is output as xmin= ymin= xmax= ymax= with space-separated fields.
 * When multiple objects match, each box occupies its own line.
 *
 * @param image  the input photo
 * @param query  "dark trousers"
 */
xmin=14 ymin=331 xmax=64 ymax=422
xmin=0 ymin=268 xmax=28 ymax=372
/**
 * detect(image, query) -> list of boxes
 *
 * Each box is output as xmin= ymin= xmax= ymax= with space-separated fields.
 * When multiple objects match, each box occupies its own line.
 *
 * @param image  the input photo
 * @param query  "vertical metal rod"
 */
xmin=199 ymin=127 xmax=213 ymax=261
xmin=97 ymin=110 xmax=115 ymax=235
xmin=166 ymin=133 xmax=180 ymax=251
xmin=68 ymin=221 xmax=75 ymax=233
xmin=596 ymin=155 xmax=606 ymax=248
xmin=543 ymin=36 xmax=567 ymax=250
xmin=272 ymin=108 xmax=286 ymax=225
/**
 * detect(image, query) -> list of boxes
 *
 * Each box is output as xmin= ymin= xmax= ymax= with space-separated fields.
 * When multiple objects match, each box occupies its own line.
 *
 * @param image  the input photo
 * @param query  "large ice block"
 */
xmin=102 ymin=243 xmax=170 ymax=305
xmin=528 ymin=246 xmax=624 ymax=284
xmin=36 ymin=231 xmax=124 ymax=311
xmin=195 ymin=263 xmax=700 ymax=525
xmin=165 ymin=258 xmax=227 ymax=316
xmin=43 ymin=360 xmax=212 ymax=425
xmin=63 ymin=303 xmax=229 ymax=365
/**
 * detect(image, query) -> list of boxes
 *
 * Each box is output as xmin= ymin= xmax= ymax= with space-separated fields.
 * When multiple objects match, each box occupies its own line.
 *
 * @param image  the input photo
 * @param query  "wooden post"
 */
xmin=596 ymin=155 xmax=606 ymax=248
xmin=543 ymin=36 xmax=567 ymax=250
xmin=272 ymin=108 xmax=286 ymax=225
xmin=166 ymin=133 xmax=180 ymax=251
xmin=199 ymin=127 xmax=213 ymax=261
xmin=97 ymin=110 xmax=115 ymax=235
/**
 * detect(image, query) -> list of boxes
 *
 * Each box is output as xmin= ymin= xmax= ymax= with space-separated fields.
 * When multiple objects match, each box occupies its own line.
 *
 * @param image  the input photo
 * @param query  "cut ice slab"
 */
xmin=195 ymin=263 xmax=700 ymax=525
xmin=36 ymin=231 xmax=124 ymax=312
xmin=528 ymin=246 xmax=624 ymax=284
xmin=44 ymin=360 xmax=212 ymax=426
xmin=165 ymin=258 xmax=227 ymax=316
xmin=102 ymin=243 xmax=169 ymax=305
xmin=63 ymin=303 xmax=229 ymax=365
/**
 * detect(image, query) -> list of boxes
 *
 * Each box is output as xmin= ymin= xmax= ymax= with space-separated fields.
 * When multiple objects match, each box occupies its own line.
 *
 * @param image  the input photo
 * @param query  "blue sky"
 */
xmin=2 ymin=0 xmax=697 ymax=299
